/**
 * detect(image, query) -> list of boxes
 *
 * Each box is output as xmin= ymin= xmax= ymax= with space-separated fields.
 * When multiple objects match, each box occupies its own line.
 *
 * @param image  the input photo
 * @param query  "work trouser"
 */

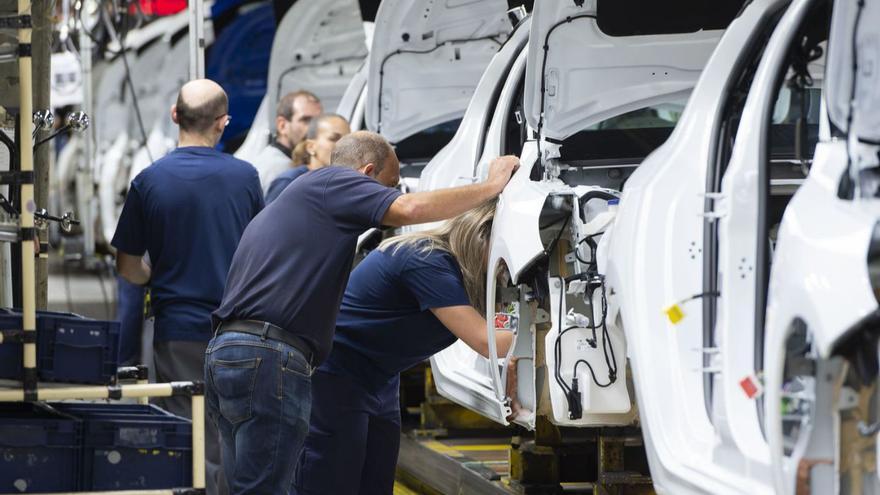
xmin=153 ymin=340 xmax=226 ymax=495
xmin=293 ymin=369 xmax=401 ymax=495
xmin=204 ymin=331 xmax=314 ymax=495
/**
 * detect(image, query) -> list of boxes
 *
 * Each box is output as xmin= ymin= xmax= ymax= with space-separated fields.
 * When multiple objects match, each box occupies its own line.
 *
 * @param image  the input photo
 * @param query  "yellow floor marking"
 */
xmin=393 ymin=480 xmax=424 ymax=495
xmin=452 ymin=444 xmax=508 ymax=452
xmin=421 ymin=440 xmax=464 ymax=457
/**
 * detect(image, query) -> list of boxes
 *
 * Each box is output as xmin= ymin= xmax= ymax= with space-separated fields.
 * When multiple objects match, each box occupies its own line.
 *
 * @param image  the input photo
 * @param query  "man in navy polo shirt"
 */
xmin=113 ymin=79 xmax=263 ymax=495
xmin=207 ymin=130 xmax=518 ymax=494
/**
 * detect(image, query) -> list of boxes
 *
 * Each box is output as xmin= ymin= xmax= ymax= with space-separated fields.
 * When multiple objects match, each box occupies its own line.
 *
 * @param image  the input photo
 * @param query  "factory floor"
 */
xmin=47 ymin=263 xmax=117 ymax=320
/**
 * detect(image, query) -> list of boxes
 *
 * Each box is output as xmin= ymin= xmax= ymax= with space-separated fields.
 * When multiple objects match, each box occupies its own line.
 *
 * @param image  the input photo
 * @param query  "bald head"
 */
xmin=331 ymin=131 xmax=400 ymax=186
xmin=331 ymin=131 xmax=394 ymax=171
xmin=174 ymin=79 xmax=228 ymax=134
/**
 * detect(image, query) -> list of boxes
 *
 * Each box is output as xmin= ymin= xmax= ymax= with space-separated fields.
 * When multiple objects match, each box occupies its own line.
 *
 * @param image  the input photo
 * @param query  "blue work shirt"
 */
xmin=323 ymin=242 xmax=472 ymax=389
xmin=112 ymin=146 xmax=263 ymax=342
xmin=213 ymin=166 xmax=402 ymax=365
xmin=265 ymin=165 xmax=308 ymax=204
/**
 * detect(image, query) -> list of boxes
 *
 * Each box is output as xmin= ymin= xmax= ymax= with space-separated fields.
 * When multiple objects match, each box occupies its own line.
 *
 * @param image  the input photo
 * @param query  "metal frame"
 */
xmin=0 ymin=25 xmax=206 ymax=493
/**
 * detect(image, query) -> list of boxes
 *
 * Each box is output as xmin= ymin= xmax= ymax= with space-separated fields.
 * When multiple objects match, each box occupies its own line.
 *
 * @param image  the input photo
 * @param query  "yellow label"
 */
xmin=664 ymin=304 xmax=685 ymax=324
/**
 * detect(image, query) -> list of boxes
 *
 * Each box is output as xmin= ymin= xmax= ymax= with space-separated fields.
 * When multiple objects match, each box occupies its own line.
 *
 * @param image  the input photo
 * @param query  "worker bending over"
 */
xmin=207 ymin=130 xmax=518 ymax=494
xmin=113 ymin=79 xmax=263 ymax=495
xmin=294 ymin=200 xmax=511 ymax=494
xmin=265 ymin=113 xmax=350 ymax=203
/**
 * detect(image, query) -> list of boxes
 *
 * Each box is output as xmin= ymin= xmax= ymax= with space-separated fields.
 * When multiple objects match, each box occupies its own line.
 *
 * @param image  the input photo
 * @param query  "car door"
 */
xmin=485 ymin=0 xmax=724 ymax=429
xmin=266 ymin=0 xmax=368 ymax=127
xmin=365 ymin=0 xmax=512 ymax=178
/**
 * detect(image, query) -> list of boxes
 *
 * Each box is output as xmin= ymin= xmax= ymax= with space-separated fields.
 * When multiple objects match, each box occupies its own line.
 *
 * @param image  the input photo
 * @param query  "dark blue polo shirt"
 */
xmin=265 ymin=165 xmax=308 ymax=204
xmin=323 ymin=242 xmax=472 ymax=389
xmin=213 ymin=166 xmax=402 ymax=365
xmin=111 ymin=146 xmax=263 ymax=341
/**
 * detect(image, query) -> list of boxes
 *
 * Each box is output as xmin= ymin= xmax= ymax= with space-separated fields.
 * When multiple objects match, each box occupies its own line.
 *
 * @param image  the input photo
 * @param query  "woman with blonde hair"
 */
xmin=293 ymin=200 xmax=512 ymax=495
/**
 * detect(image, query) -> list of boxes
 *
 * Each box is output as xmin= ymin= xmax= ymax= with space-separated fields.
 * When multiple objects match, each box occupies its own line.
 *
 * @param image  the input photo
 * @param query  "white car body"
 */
xmin=602 ymin=0 xmax=880 ymax=492
xmin=421 ymin=0 xmax=724 ymax=429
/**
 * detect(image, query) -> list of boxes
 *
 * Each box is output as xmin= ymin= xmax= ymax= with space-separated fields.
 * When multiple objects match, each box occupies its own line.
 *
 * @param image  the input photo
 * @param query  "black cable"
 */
xmin=536 ymin=14 xmax=596 ymax=174
xmin=544 ymin=215 xmax=570 ymax=256
xmin=34 ymin=124 xmax=72 ymax=147
xmin=570 ymin=276 xmax=617 ymax=388
xmin=274 ymin=56 xmax=368 ymax=109
xmin=575 ymin=232 xmax=603 ymax=265
xmin=0 ymin=129 xmax=14 ymax=171
xmin=95 ymin=0 xmax=151 ymax=163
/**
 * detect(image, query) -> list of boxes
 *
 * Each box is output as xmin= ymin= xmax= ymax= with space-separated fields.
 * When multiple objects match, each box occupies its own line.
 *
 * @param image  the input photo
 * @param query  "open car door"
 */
xmin=266 ymin=0 xmax=368 ymax=127
xmin=235 ymin=0 xmax=367 ymax=163
xmin=365 ymin=0 xmax=512 ymax=149
xmin=430 ymin=0 xmax=726 ymax=428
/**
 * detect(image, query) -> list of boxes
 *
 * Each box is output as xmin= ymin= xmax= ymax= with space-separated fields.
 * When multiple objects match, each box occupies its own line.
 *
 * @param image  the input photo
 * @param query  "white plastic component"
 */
xmin=545 ymin=277 xmax=631 ymax=426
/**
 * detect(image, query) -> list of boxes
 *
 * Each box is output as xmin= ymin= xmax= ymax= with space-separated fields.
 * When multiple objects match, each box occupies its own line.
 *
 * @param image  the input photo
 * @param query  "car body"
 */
xmin=601 ymin=0 xmax=880 ymax=492
xmin=420 ymin=0 xmax=728 ymax=429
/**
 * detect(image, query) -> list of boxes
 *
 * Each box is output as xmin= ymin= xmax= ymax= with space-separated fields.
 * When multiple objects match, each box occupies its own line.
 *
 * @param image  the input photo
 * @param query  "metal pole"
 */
xmin=25 ymin=490 xmax=187 ymax=495
xmin=191 ymin=393 xmax=206 ymax=491
xmin=187 ymin=0 xmax=205 ymax=79
xmin=79 ymin=24 xmax=95 ymax=259
xmin=18 ymin=0 xmax=37 ymax=397
xmin=0 ymin=382 xmax=175 ymax=402
xmin=32 ymin=0 xmax=50 ymax=309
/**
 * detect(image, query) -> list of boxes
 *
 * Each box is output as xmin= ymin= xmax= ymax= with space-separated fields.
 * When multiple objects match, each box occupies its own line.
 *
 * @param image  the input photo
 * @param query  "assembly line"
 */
xmin=0 ymin=0 xmax=879 ymax=494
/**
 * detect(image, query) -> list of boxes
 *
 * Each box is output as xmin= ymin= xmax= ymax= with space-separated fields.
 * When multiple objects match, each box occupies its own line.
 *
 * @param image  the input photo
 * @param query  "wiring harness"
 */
xmin=550 ymin=214 xmax=618 ymax=420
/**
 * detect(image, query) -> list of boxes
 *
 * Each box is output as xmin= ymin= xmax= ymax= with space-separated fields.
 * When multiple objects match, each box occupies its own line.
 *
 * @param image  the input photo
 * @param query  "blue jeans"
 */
xmin=205 ymin=332 xmax=314 ymax=495
xmin=293 ymin=369 xmax=401 ymax=495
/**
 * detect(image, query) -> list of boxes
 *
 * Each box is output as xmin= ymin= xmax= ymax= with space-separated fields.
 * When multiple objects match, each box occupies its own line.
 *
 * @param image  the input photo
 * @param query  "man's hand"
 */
xmin=382 ymin=154 xmax=520 ymax=227
xmin=486 ymin=155 xmax=520 ymax=194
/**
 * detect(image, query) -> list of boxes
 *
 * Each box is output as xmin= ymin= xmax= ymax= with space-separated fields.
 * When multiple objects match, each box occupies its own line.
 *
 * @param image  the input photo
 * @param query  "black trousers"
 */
xmin=293 ymin=369 xmax=401 ymax=495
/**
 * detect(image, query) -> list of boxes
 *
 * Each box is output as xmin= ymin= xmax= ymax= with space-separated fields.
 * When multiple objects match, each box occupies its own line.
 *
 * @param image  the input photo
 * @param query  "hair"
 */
xmin=379 ymin=200 xmax=496 ymax=314
xmin=175 ymin=91 xmax=228 ymax=133
xmin=276 ymin=90 xmax=320 ymax=120
xmin=331 ymin=131 xmax=394 ymax=173
xmin=291 ymin=113 xmax=348 ymax=165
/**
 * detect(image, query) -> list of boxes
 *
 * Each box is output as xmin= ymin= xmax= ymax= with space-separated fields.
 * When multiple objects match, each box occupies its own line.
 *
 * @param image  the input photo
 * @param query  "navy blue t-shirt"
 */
xmin=111 ymin=146 xmax=263 ymax=341
xmin=323 ymin=243 xmax=472 ymax=389
xmin=265 ymin=165 xmax=308 ymax=204
xmin=213 ymin=166 xmax=402 ymax=365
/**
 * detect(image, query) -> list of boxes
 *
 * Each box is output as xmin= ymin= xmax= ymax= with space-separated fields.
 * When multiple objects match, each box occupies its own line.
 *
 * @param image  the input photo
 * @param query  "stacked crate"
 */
xmin=0 ymin=311 xmax=198 ymax=493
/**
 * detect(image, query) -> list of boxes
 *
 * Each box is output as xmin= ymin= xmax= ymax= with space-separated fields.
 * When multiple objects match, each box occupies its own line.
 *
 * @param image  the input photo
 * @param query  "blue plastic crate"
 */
xmin=52 ymin=403 xmax=192 ymax=490
xmin=0 ymin=403 xmax=81 ymax=493
xmin=0 ymin=308 xmax=121 ymax=384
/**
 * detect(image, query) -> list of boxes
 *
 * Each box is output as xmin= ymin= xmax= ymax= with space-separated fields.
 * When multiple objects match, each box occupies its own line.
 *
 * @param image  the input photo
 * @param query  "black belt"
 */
xmin=216 ymin=320 xmax=315 ymax=366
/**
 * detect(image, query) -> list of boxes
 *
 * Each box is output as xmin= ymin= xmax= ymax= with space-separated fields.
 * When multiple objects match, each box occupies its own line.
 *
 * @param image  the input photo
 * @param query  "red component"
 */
xmin=494 ymin=314 xmax=510 ymax=329
xmin=739 ymin=376 xmax=760 ymax=399
xmin=131 ymin=0 xmax=187 ymax=17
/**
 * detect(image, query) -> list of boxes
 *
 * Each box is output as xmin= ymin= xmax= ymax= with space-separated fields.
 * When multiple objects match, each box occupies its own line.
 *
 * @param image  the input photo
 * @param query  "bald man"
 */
xmin=112 ymin=79 xmax=263 ymax=495
xmin=208 ymin=131 xmax=518 ymax=494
